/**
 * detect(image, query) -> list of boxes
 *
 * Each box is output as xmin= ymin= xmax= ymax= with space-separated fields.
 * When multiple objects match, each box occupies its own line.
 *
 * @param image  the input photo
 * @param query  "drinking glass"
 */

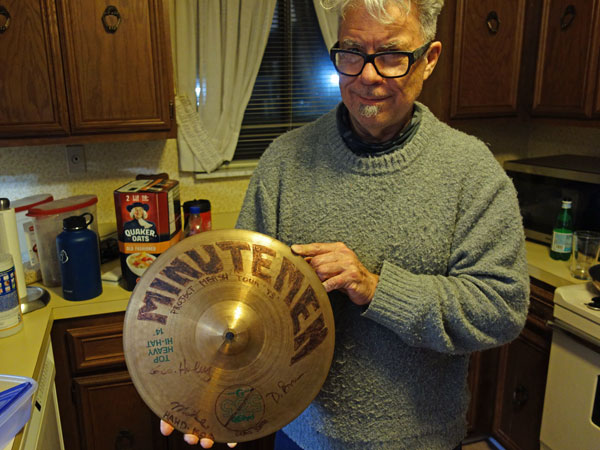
xmin=570 ymin=230 xmax=600 ymax=280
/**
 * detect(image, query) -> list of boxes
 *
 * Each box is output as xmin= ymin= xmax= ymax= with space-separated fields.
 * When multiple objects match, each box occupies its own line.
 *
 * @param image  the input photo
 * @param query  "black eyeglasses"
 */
xmin=330 ymin=41 xmax=432 ymax=78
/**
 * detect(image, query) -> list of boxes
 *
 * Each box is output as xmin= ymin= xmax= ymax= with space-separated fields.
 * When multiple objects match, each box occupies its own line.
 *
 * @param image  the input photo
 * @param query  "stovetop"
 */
xmin=553 ymin=282 xmax=600 ymax=339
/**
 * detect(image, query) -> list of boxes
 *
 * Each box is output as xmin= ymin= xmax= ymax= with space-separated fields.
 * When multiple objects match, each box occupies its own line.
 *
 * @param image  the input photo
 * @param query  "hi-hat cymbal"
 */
xmin=123 ymin=229 xmax=335 ymax=443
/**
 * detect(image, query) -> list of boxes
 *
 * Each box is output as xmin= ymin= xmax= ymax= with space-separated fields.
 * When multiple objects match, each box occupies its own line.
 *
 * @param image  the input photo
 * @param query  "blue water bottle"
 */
xmin=56 ymin=213 xmax=102 ymax=301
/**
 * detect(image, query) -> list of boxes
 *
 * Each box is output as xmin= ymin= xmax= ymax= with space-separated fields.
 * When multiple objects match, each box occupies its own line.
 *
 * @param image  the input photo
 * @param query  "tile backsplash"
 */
xmin=455 ymin=120 xmax=600 ymax=166
xmin=0 ymin=139 xmax=250 ymax=227
xmin=0 ymin=121 xmax=598 ymax=230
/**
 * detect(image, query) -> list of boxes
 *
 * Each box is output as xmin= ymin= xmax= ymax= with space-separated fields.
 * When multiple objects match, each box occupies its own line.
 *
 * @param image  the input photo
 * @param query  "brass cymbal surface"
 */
xmin=123 ymin=229 xmax=335 ymax=443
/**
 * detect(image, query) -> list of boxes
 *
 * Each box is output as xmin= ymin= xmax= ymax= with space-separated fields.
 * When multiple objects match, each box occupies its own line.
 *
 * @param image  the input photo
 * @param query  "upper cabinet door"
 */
xmin=56 ymin=0 xmax=173 ymax=134
xmin=595 ymin=54 xmax=600 ymax=117
xmin=593 ymin=11 xmax=600 ymax=118
xmin=532 ymin=0 xmax=600 ymax=117
xmin=450 ymin=0 xmax=527 ymax=118
xmin=0 ymin=0 xmax=69 ymax=138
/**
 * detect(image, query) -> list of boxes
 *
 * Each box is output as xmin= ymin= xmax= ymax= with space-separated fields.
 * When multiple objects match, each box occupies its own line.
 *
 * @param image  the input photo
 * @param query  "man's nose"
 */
xmin=359 ymin=61 xmax=383 ymax=83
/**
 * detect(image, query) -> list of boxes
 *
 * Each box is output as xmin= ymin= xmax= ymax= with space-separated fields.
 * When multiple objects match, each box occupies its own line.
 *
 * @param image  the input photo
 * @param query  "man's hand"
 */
xmin=160 ymin=420 xmax=237 ymax=448
xmin=291 ymin=242 xmax=379 ymax=306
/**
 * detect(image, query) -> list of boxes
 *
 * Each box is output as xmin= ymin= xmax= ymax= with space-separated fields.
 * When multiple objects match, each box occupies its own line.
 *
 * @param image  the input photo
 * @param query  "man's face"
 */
xmin=337 ymin=2 xmax=440 ymax=142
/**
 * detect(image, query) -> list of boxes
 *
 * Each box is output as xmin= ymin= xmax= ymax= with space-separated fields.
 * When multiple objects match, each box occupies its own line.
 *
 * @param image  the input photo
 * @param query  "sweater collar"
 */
xmin=316 ymin=101 xmax=438 ymax=175
xmin=336 ymin=103 xmax=422 ymax=157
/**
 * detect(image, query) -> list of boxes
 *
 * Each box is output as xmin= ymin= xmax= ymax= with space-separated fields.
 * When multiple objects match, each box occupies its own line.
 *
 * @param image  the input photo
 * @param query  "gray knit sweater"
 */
xmin=236 ymin=103 xmax=530 ymax=449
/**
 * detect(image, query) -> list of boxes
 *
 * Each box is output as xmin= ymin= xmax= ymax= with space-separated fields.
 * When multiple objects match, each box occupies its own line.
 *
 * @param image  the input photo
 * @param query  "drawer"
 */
xmin=66 ymin=320 xmax=125 ymax=374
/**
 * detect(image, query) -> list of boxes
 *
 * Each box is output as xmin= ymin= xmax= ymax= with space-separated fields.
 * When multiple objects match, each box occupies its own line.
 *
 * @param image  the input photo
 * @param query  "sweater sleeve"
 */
xmin=364 ymin=169 xmax=530 ymax=355
xmin=235 ymin=158 xmax=279 ymax=237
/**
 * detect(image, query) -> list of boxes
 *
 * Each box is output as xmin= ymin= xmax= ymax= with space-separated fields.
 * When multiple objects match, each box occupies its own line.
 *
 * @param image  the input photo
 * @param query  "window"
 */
xmin=233 ymin=0 xmax=341 ymax=161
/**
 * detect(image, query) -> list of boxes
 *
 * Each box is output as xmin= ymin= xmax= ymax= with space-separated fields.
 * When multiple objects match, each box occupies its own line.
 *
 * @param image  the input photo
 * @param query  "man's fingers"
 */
xmin=160 ymin=420 xmax=219 ymax=448
xmin=199 ymin=437 xmax=213 ymax=448
xmin=182 ymin=434 xmax=199 ymax=445
xmin=321 ymin=273 xmax=346 ymax=292
xmin=312 ymin=262 xmax=344 ymax=283
xmin=159 ymin=420 xmax=174 ymax=436
xmin=292 ymin=242 xmax=340 ymax=256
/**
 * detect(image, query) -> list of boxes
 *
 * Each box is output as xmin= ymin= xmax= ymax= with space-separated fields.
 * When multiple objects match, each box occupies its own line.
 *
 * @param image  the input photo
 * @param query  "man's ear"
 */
xmin=423 ymin=41 xmax=442 ymax=81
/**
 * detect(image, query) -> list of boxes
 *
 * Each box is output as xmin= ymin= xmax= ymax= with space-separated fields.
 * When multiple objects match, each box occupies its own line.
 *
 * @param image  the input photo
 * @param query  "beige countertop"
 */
xmin=0 ymin=238 xmax=589 ymax=448
xmin=1 ymin=239 xmax=587 ymax=380
xmin=524 ymin=240 xmax=588 ymax=288
xmin=0 ymin=275 xmax=131 ymax=380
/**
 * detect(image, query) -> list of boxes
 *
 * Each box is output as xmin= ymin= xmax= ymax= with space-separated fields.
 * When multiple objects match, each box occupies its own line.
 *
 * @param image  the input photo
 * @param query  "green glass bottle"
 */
xmin=550 ymin=199 xmax=573 ymax=260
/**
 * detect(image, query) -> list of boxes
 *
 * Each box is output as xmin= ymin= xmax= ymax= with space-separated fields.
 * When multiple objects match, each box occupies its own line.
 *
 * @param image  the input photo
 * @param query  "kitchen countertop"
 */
xmin=0 ymin=239 xmax=590 ymax=448
xmin=0 ymin=273 xmax=131 ymax=380
xmin=1 ymin=239 xmax=588 ymax=379
xmin=0 ymin=260 xmax=131 ymax=450
xmin=524 ymin=240 xmax=589 ymax=288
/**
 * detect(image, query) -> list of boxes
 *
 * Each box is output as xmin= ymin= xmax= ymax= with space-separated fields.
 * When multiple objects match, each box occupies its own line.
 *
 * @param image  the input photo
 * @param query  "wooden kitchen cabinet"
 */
xmin=463 ymin=277 xmax=555 ymax=449
xmin=51 ymin=312 xmax=275 ymax=450
xmin=596 ymin=64 xmax=600 ymax=117
xmin=491 ymin=278 xmax=554 ymax=450
xmin=532 ymin=0 xmax=600 ymax=118
xmin=0 ymin=0 xmax=174 ymax=146
xmin=0 ymin=0 xmax=70 ymax=138
xmin=72 ymin=370 xmax=168 ymax=450
xmin=450 ymin=0 xmax=527 ymax=118
xmin=421 ymin=0 xmax=540 ymax=121
xmin=422 ymin=0 xmax=600 ymax=124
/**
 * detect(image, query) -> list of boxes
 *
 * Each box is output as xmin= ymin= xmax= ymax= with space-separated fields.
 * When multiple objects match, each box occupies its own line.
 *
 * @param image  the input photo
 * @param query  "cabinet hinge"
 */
xmin=169 ymin=101 xmax=175 ymax=119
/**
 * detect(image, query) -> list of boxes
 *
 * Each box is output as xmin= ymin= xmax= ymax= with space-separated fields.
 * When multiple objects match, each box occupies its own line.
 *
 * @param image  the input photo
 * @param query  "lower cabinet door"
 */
xmin=72 ymin=371 xmax=168 ymax=450
xmin=492 ymin=327 xmax=550 ymax=450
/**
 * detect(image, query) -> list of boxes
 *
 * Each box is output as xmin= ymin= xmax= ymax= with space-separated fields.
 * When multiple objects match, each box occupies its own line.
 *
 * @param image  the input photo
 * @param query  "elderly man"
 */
xmin=162 ymin=0 xmax=529 ymax=448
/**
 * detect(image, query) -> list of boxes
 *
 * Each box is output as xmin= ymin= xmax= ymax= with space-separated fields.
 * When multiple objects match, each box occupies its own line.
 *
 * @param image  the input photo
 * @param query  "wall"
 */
xmin=0 ymin=139 xmax=250 ymax=231
xmin=456 ymin=120 xmax=600 ymax=166
xmin=0 ymin=121 xmax=598 ymax=233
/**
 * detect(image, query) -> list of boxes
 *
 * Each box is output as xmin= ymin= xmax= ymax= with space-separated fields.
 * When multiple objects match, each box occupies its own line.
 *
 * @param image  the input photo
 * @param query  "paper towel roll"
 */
xmin=0 ymin=198 xmax=27 ymax=300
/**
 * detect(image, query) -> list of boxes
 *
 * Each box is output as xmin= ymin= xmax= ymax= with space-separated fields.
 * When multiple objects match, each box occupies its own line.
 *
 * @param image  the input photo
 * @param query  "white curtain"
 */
xmin=313 ymin=0 xmax=339 ymax=49
xmin=174 ymin=0 xmax=277 ymax=173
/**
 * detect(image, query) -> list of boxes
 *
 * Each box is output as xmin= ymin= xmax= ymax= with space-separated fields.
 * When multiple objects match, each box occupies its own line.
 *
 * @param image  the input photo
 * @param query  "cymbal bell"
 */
xmin=123 ymin=229 xmax=335 ymax=443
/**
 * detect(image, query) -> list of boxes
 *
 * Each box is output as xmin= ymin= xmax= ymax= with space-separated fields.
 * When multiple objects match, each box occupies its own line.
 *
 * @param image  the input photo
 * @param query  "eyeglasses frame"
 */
xmin=329 ymin=41 xmax=432 ymax=78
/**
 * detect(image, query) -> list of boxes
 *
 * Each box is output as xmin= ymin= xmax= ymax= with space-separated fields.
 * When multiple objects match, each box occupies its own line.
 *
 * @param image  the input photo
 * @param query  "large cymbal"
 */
xmin=123 ymin=229 xmax=335 ymax=443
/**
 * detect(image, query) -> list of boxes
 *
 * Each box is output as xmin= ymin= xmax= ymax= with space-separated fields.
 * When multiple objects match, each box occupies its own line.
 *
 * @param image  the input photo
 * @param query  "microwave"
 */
xmin=504 ymin=154 xmax=600 ymax=244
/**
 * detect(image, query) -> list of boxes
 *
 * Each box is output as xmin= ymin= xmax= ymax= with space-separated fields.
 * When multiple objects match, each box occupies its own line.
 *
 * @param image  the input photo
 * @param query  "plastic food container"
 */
xmin=11 ymin=194 xmax=54 ymax=284
xmin=27 ymin=195 xmax=98 ymax=287
xmin=0 ymin=375 xmax=38 ymax=449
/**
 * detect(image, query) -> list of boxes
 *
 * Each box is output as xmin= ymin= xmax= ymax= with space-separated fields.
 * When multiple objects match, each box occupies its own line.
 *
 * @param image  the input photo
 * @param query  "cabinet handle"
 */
xmin=512 ymin=384 xmax=529 ymax=409
xmin=486 ymin=11 xmax=500 ymax=34
xmin=0 ymin=6 xmax=10 ymax=34
xmin=560 ymin=5 xmax=576 ymax=30
xmin=102 ymin=5 xmax=121 ymax=33
xmin=115 ymin=428 xmax=135 ymax=450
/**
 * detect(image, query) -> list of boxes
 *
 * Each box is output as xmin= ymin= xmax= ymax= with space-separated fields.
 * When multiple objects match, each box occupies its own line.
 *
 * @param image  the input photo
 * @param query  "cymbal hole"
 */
xmin=224 ymin=331 xmax=235 ymax=341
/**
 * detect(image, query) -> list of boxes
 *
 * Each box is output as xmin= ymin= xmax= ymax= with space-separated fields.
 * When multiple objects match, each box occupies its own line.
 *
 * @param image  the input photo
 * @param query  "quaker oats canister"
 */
xmin=114 ymin=178 xmax=182 ymax=291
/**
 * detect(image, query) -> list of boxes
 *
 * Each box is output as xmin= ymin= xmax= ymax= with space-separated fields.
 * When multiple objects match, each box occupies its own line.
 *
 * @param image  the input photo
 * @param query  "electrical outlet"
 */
xmin=66 ymin=145 xmax=86 ymax=173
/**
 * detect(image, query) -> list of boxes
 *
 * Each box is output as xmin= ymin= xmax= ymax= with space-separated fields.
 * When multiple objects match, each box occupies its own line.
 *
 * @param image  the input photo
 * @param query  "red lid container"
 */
xmin=26 ymin=195 xmax=99 ymax=287
xmin=12 ymin=194 xmax=54 ymax=213
xmin=27 ymin=195 xmax=98 ymax=217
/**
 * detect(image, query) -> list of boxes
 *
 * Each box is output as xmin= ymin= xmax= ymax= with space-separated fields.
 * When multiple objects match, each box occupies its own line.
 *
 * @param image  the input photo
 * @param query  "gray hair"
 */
xmin=321 ymin=0 xmax=444 ymax=42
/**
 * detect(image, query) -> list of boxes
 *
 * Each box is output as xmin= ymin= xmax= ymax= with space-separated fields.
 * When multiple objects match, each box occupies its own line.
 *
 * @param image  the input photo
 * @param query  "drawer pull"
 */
xmin=486 ymin=11 xmax=500 ymax=34
xmin=115 ymin=428 xmax=134 ymax=450
xmin=512 ymin=384 xmax=529 ymax=409
xmin=0 ymin=6 xmax=10 ymax=34
xmin=560 ymin=5 xmax=576 ymax=30
xmin=102 ymin=5 xmax=121 ymax=34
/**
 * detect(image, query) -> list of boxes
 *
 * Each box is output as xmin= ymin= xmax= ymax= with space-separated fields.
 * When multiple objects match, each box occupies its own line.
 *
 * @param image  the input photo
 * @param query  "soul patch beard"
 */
xmin=358 ymin=104 xmax=381 ymax=118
